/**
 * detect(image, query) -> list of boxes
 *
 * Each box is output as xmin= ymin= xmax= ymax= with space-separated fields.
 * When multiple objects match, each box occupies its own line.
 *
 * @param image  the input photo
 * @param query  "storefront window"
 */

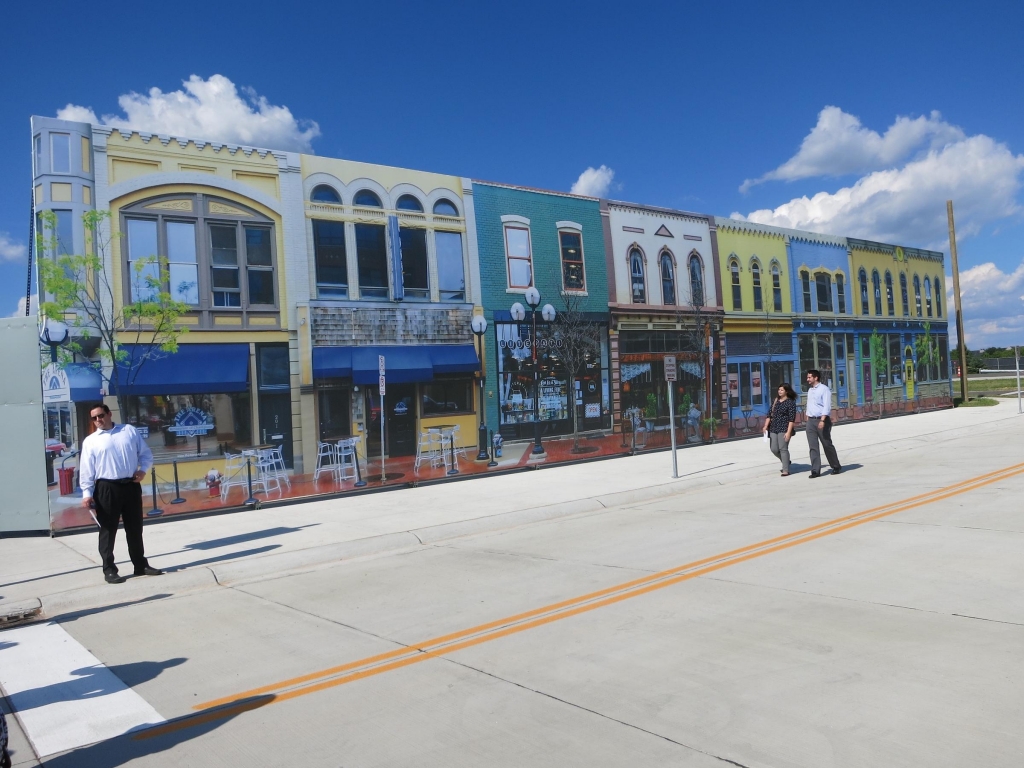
xmin=124 ymin=393 xmax=252 ymax=462
xmin=422 ymin=379 xmax=473 ymax=415
xmin=317 ymin=385 xmax=350 ymax=441
xmin=888 ymin=334 xmax=903 ymax=386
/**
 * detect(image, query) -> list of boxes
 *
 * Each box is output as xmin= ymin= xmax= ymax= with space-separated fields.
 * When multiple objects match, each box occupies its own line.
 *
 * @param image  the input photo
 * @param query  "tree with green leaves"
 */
xmin=869 ymin=329 xmax=888 ymax=419
xmin=36 ymin=209 xmax=190 ymax=418
xmin=914 ymin=322 xmax=938 ymax=403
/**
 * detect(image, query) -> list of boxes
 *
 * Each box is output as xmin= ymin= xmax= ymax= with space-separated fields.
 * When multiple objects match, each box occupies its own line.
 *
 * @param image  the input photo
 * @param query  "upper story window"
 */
xmin=885 ymin=271 xmax=895 ymax=316
xmin=313 ymin=219 xmax=347 ymax=297
xmin=859 ymin=268 xmax=869 ymax=314
xmin=772 ymin=264 xmax=783 ymax=312
xmin=433 ymin=199 xmax=459 ymax=216
xmin=353 ymin=189 xmax=383 ymax=208
xmin=505 ymin=226 xmax=533 ymax=289
xmin=435 ymin=231 xmax=465 ymax=302
xmin=311 ymin=185 xmax=341 ymax=203
xmin=355 ymin=222 xmax=388 ymax=298
xmin=900 ymin=273 xmax=910 ymax=316
xmin=913 ymin=274 xmax=922 ymax=316
xmin=934 ymin=277 xmax=942 ymax=318
xmin=34 ymin=135 xmax=42 ymax=176
xmin=872 ymin=270 xmax=882 ymax=315
xmin=689 ymin=254 xmax=704 ymax=307
xmin=924 ymin=276 xmax=933 ymax=317
xmin=399 ymin=226 xmax=429 ymax=300
xmin=50 ymin=133 xmax=71 ymax=174
xmin=815 ymin=272 xmax=833 ymax=312
xmin=800 ymin=269 xmax=812 ymax=312
xmin=730 ymin=259 xmax=742 ymax=310
xmin=629 ymin=248 xmax=646 ymax=304
xmin=751 ymin=262 xmax=763 ymax=311
xmin=559 ymin=230 xmax=585 ymax=292
xmin=396 ymin=194 xmax=423 ymax=212
xmin=661 ymin=252 xmax=676 ymax=305
xmin=836 ymin=273 xmax=846 ymax=314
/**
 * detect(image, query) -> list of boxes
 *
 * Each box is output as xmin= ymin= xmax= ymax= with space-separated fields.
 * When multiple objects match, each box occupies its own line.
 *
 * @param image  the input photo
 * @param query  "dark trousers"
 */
xmin=805 ymin=416 xmax=841 ymax=474
xmin=94 ymin=479 xmax=148 ymax=575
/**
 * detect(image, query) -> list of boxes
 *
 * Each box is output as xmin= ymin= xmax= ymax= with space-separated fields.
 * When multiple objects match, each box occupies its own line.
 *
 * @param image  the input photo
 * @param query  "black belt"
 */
xmin=97 ymin=477 xmax=136 ymax=485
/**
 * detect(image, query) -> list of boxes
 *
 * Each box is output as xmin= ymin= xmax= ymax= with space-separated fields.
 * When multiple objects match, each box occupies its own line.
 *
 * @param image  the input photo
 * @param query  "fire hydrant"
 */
xmin=206 ymin=468 xmax=223 ymax=497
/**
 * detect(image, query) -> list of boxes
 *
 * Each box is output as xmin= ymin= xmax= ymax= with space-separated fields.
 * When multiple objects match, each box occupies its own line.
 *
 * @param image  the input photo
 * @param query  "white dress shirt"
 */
xmin=78 ymin=423 xmax=154 ymax=499
xmin=805 ymin=382 xmax=832 ymax=418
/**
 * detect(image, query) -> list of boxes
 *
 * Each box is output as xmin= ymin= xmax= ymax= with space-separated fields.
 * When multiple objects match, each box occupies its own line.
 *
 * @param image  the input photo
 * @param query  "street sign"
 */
xmin=378 ymin=355 xmax=385 ymax=375
xmin=379 ymin=375 xmax=386 ymax=395
xmin=664 ymin=355 xmax=677 ymax=381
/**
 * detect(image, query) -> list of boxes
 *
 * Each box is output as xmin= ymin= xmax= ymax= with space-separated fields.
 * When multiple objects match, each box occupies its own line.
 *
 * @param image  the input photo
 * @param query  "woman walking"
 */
xmin=764 ymin=383 xmax=797 ymax=476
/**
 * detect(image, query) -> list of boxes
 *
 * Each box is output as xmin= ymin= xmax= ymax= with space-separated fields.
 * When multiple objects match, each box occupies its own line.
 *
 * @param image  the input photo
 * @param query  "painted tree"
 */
xmin=914 ymin=321 xmax=938 ymax=403
xmin=552 ymin=291 xmax=603 ymax=453
xmin=36 ymin=209 xmax=190 ymax=418
xmin=677 ymin=293 xmax=719 ymax=443
xmin=869 ymin=329 xmax=888 ymax=419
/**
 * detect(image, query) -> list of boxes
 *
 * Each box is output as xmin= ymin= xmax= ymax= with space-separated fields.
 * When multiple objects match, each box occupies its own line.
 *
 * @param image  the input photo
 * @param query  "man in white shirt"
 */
xmin=804 ymin=369 xmax=842 ymax=478
xmin=79 ymin=403 xmax=163 ymax=583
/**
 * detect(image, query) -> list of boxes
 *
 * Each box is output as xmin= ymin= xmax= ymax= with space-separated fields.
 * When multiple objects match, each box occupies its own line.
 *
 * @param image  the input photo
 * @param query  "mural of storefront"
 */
xmin=41 ymin=362 xmax=104 ymax=451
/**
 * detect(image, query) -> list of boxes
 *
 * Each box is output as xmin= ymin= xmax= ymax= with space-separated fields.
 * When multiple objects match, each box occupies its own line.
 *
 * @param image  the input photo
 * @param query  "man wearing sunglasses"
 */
xmin=79 ymin=403 xmax=162 ymax=584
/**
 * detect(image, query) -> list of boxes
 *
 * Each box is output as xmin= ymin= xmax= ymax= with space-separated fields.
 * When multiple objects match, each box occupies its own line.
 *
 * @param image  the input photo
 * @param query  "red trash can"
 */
xmin=57 ymin=467 xmax=76 ymax=496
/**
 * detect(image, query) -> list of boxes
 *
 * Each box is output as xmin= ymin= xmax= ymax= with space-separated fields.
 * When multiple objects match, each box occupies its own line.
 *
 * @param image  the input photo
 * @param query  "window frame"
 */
xmin=885 ymin=271 xmax=895 ymax=316
xmin=688 ymin=253 xmax=705 ymax=308
xmin=434 ymin=229 xmax=466 ymax=302
xmin=660 ymin=251 xmax=676 ymax=306
xmin=836 ymin=273 xmax=846 ymax=314
xmin=730 ymin=258 xmax=742 ymax=311
xmin=859 ymin=268 xmax=869 ymax=315
xmin=800 ymin=269 xmax=812 ymax=313
xmin=872 ymin=269 xmax=882 ymax=315
xmin=772 ymin=264 xmax=783 ymax=312
xmin=900 ymin=273 xmax=910 ymax=316
xmin=751 ymin=260 xmax=763 ymax=312
xmin=558 ymin=228 xmax=587 ymax=293
xmin=504 ymin=225 xmax=534 ymax=290
xmin=934 ymin=276 xmax=942 ymax=318
xmin=815 ymin=272 xmax=833 ymax=313
xmin=399 ymin=225 xmax=430 ymax=301
xmin=310 ymin=184 xmax=341 ymax=203
xmin=913 ymin=274 xmax=922 ymax=316
xmin=50 ymin=133 xmax=71 ymax=174
xmin=924 ymin=276 xmax=933 ymax=317
xmin=629 ymin=247 xmax=647 ymax=304
xmin=312 ymin=218 xmax=349 ymax=298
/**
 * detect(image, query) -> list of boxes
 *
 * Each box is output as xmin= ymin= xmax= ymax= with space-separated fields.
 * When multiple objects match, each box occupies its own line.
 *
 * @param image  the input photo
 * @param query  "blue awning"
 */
xmin=115 ymin=344 xmax=251 ymax=395
xmin=429 ymin=345 xmax=481 ymax=375
xmin=353 ymin=347 xmax=433 ymax=384
xmin=65 ymin=363 xmax=103 ymax=402
xmin=312 ymin=347 xmax=352 ymax=379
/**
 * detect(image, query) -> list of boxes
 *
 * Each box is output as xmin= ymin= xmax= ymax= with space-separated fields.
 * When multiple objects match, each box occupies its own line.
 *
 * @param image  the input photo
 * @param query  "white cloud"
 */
xmin=950 ymin=261 xmax=1024 ymax=349
xmin=741 ymin=107 xmax=965 ymax=192
xmin=570 ymin=165 xmax=615 ymax=197
xmin=57 ymin=74 xmax=320 ymax=153
xmin=0 ymin=232 xmax=26 ymax=262
xmin=733 ymin=134 xmax=1024 ymax=249
xmin=11 ymin=294 xmax=35 ymax=318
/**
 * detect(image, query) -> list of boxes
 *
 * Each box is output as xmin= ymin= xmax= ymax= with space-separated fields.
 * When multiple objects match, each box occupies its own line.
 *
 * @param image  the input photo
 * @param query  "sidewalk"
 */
xmin=2 ymin=401 xmax=1019 ymax=627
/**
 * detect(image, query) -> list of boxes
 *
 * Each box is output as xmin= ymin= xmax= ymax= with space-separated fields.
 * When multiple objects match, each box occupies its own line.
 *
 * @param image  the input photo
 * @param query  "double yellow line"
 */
xmin=137 ymin=461 xmax=1024 ymax=740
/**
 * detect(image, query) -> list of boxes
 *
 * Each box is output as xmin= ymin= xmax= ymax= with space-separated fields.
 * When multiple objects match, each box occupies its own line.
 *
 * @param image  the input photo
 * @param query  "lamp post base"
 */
xmin=475 ymin=423 xmax=490 ymax=462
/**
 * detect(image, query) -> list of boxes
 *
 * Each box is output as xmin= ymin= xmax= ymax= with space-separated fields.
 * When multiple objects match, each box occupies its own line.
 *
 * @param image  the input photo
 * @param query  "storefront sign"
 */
xmin=751 ymin=369 xmax=761 ymax=399
xmin=379 ymin=355 xmax=386 ymax=396
xmin=585 ymin=403 xmax=600 ymax=418
xmin=168 ymin=407 xmax=216 ymax=437
xmin=41 ymin=363 xmax=70 ymax=404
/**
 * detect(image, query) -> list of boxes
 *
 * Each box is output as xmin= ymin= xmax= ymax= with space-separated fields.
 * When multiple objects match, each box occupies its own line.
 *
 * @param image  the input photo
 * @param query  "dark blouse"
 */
xmin=767 ymin=398 xmax=797 ymax=433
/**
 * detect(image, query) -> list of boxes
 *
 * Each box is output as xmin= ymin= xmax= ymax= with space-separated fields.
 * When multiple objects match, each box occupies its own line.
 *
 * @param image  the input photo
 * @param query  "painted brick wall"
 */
xmin=311 ymin=306 xmax=474 ymax=346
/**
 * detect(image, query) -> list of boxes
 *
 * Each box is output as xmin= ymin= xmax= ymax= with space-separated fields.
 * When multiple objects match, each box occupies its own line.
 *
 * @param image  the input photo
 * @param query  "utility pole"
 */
xmin=946 ymin=201 xmax=969 ymax=403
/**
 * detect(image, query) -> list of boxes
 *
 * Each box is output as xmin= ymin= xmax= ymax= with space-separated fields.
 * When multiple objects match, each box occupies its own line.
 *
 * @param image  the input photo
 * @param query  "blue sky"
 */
xmin=2 ymin=0 xmax=1022 ymax=346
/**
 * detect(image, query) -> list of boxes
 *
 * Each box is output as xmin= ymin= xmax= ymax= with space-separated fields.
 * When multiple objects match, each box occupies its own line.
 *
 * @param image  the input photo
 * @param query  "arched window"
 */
xmin=353 ymin=189 xmax=382 ymax=208
xmin=924 ymin=276 xmax=933 ymax=317
xmin=885 ymin=271 xmax=895 ymax=316
xmin=730 ymin=259 xmax=742 ymax=311
xmin=396 ymin=194 xmax=423 ymax=212
xmin=934 ymin=277 xmax=942 ymax=318
xmin=800 ymin=269 xmax=812 ymax=313
xmin=629 ymin=248 xmax=646 ymax=304
xmin=311 ymin=184 xmax=341 ymax=203
xmin=836 ymin=273 xmax=846 ymax=314
xmin=900 ymin=273 xmax=909 ymax=316
xmin=872 ymin=269 xmax=882 ymax=315
xmin=913 ymin=275 xmax=922 ymax=316
xmin=859 ymin=268 xmax=869 ymax=314
xmin=771 ymin=264 xmax=783 ymax=312
xmin=660 ymin=252 xmax=675 ymax=305
xmin=433 ymin=198 xmax=459 ymax=216
xmin=689 ymin=255 xmax=704 ymax=307
xmin=751 ymin=261 xmax=763 ymax=311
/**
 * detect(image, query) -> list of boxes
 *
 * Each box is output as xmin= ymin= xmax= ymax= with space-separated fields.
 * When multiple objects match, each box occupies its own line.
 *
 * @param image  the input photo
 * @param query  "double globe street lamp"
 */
xmin=510 ymin=286 xmax=556 ymax=456
xmin=470 ymin=314 xmax=490 ymax=461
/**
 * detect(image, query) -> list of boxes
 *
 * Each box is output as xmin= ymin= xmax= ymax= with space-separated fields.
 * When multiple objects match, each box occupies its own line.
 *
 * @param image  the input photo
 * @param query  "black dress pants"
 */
xmin=94 ymin=479 xmax=149 ymax=575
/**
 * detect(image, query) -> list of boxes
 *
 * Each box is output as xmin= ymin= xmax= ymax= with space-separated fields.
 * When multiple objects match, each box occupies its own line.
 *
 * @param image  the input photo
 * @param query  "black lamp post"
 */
xmin=471 ymin=314 xmax=490 ymax=461
xmin=40 ymin=317 xmax=70 ymax=363
xmin=511 ymin=287 xmax=556 ymax=456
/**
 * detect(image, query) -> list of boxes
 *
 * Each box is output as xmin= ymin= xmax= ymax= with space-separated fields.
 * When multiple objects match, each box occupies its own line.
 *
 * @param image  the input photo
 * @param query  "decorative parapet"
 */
xmin=310 ymin=304 xmax=475 ymax=346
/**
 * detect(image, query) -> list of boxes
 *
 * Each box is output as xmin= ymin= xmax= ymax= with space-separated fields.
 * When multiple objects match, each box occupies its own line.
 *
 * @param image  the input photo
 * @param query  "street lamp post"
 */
xmin=511 ymin=287 xmax=556 ymax=456
xmin=471 ymin=314 xmax=490 ymax=461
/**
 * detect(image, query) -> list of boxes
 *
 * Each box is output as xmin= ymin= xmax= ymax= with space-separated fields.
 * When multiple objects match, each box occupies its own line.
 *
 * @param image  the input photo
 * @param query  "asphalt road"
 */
xmin=3 ymin=409 xmax=1024 ymax=767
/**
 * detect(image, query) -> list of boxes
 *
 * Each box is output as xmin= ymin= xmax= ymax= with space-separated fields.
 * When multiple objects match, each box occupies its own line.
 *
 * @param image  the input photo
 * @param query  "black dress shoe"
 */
xmin=134 ymin=566 xmax=164 ymax=576
xmin=808 ymin=472 xmax=821 ymax=479
xmin=105 ymin=573 xmax=126 ymax=584
xmin=831 ymin=467 xmax=842 ymax=475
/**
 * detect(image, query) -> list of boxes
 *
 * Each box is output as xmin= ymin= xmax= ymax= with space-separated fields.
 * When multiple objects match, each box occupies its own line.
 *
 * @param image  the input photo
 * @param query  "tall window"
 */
xmin=913 ymin=275 xmax=922 ymax=316
xmin=505 ymin=226 xmax=533 ymax=289
xmin=772 ymin=264 xmax=783 ymax=311
xmin=872 ymin=270 xmax=882 ymax=315
xmin=50 ymin=133 xmax=70 ymax=174
xmin=885 ymin=271 xmax=895 ymax=316
xmin=244 ymin=228 xmax=274 ymax=305
xmin=559 ymin=230 xmax=585 ymax=291
xmin=126 ymin=218 xmax=160 ymax=302
xmin=435 ymin=231 xmax=465 ymax=301
xmin=800 ymin=270 xmax=812 ymax=313
xmin=313 ymin=220 xmax=347 ymax=297
xmin=689 ymin=255 xmax=704 ymax=307
xmin=629 ymin=248 xmax=646 ymax=303
xmin=934 ymin=277 xmax=942 ymax=318
xmin=924 ymin=276 xmax=933 ymax=317
xmin=859 ymin=268 xmax=869 ymax=314
xmin=355 ymin=223 xmax=388 ymax=298
xmin=900 ymin=273 xmax=910 ymax=316
xmin=752 ymin=262 xmax=763 ymax=311
xmin=836 ymin=273 xmax=846 ymax=314
xmin=730 ymin=259 xmax=742 ymax=310
xmin=310 ymin=185 xmax=341 ymax=203
xmin=209 ymin=225 xmax=240 ymax=306
xmin=815 ymin=272 xmax=833 ymax=312
xmin=399 ymin=227 xmax=429 ymax=300
xmin=34 ymin=135 xmax=42 ymax=175
xmin=166 ymin=222 xmax=199 ymax=305
xmin=660 ymin=252 xmax=675 ymax=305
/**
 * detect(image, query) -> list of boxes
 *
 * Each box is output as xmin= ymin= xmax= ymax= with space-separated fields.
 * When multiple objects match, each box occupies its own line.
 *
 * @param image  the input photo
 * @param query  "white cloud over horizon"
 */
xmin=0 ymin=232 xmax=26 ymax=262
xmin=570 ymin=165 xmax=615 ymax=197
xmin=58 ymin=74 xmax=321 ymax=153
xmin=950 ymin=260 xmax=1024 ymax=349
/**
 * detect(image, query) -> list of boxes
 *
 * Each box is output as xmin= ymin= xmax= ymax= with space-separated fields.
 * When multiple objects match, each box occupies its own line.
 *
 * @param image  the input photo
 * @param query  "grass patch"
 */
xmin=955 ymin=396 xmax=1000 ymax=407
xmin=967 ymin=378 xmax=1020 ymax=391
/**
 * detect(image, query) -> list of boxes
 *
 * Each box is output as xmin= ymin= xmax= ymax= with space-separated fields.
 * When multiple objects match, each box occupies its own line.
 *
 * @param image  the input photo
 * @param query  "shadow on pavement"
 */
xmin=0 ymin=641 xmax=16 ymax=651
xmin=179 ymin=525 xmax=320 ymax=552
xmin=53 ymin=594 xmax=173 ymax=625
xmin=164 ymin=544 xmax=281 ymax=571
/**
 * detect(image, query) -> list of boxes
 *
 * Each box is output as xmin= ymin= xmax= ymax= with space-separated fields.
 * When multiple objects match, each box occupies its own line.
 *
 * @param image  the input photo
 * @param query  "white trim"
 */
xmin=107 ymin=173 xmax=283 ymax=214
xmin=501 ymin=214 xmax=530 ymax=226
xmin=555 ymin=220 xmax=582 ymax=232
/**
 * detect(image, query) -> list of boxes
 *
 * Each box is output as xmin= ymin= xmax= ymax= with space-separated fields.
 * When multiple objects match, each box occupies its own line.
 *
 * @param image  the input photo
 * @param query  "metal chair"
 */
xmin=255 ymin=450 xmax=282 ymax=494
xmin=263 ymin=445 xmax=290 ymax=487
xmin=220 ymin=453 xmax=249 ymax=502
xmin=336 ymin=438 xmax=359 ymax=481
xmin=450 ymin=425 xmax=470 ymax=462
xmin=414 ymin=429 xmax=443 ymax=471
xmin=314 ymin=441 xmax=338 ymax=481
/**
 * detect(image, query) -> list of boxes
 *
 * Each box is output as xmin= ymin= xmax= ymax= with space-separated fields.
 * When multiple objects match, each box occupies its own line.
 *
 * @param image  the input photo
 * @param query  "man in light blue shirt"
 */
xmin=79 ymin=403 xmax=162 ymax=583
xmin=804 ymin=369 xmax=842 ymax=478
